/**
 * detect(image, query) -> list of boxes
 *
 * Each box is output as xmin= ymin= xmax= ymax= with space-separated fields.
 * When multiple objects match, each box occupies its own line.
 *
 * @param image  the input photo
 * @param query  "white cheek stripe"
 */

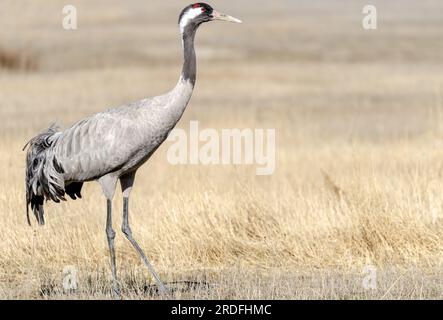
xmin=180 ymin=7 xmax=203 ymax=34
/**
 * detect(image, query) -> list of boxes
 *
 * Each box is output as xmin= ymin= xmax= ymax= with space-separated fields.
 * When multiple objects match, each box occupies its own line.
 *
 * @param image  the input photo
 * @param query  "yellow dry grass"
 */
xmin=1 ymin=0 xmax=443 ymax=299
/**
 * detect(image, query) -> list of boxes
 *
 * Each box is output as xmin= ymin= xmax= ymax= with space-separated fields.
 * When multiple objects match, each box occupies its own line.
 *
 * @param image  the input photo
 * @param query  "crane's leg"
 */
xmin=120 ymin=172 xmax=168 ymax=294
xmin=99 ymin=174 xmax=120 ymax=298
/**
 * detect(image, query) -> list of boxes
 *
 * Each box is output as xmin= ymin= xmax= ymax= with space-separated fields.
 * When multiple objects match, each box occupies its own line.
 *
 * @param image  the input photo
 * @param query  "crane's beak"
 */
xmin=211 ymin=10 xmax=242 ymax=24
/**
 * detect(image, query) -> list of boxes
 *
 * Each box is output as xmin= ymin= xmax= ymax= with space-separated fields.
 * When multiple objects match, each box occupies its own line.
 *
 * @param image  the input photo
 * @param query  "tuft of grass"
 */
xmin=0 ymin=46 xmax=38 ymax=71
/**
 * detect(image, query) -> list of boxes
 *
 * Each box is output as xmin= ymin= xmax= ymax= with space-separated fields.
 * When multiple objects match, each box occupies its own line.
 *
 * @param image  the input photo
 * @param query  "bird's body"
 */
xmin=24 ymin=3 xmax=241 ymax=297
xmin=25 ymin=74 xmax=194 ymax=226
xmin=52 ymin=78 xmax=193 ymax=183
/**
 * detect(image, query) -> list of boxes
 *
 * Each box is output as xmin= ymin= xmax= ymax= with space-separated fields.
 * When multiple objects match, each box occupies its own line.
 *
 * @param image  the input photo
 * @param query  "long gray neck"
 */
xmin=161 ymin=26 xmax=198 ymax=126
xmin=181 ymin=26 xmax=197 ymax=86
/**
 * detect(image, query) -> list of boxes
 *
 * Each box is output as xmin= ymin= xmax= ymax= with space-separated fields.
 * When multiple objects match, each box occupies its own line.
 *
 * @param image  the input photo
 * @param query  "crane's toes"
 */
xmin=157 ymin=283 xmax=171 ymax=295
xmin=112 ymin=288 xmax=122 ymax=300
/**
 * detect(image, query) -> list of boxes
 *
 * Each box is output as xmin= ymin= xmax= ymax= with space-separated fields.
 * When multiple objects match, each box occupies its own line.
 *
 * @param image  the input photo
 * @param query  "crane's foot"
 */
xmin=111 ymin=281 xmax=122 ymax=300
xmin=157 ymin=281 xmax=171 ymax=296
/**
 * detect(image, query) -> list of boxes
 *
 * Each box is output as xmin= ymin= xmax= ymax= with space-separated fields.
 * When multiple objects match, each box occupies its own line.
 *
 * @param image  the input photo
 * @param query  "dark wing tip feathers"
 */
xmin=65 ymin=182 xmax=84 ymax=200
xmin=24 ymin=125 xmax=68 ymax=226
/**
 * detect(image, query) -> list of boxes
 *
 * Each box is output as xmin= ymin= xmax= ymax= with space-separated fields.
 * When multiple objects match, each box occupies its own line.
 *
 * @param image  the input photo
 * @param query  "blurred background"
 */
xmin=1 ymin=0 xmax=443 ymax=140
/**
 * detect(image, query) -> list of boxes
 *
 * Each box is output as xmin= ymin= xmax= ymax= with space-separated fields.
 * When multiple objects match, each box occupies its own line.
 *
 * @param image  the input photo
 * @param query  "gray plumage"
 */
xmin=24 ymin=3 xmax=241 ymax=297
xmin=25 ymin=73 xmax=194 ymax=223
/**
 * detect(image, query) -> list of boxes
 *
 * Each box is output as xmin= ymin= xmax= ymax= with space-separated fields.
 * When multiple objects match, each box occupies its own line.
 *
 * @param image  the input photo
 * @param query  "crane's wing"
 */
xmin=54 ymin=107 xmax=146 ymax=182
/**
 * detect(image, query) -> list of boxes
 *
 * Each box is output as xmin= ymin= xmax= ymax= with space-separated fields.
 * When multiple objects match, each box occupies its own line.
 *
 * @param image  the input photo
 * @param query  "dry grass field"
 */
xmin=1 ymin=0 xmax=443 ymax=299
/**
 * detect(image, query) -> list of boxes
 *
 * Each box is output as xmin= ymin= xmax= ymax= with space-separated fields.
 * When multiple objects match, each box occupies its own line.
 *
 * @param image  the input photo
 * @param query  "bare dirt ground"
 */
xmin=1 ymin=0 xmax=443 ymax=299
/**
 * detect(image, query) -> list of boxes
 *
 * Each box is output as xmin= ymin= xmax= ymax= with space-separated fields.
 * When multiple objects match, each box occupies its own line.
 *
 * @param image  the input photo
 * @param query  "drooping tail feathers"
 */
xmin=24 ymin=125 xmax=65 ymax=226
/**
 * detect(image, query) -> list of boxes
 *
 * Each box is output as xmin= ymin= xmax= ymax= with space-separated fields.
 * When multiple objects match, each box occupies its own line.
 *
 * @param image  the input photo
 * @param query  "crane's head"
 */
xmin=179 ymin=3 xmax=242 ymax=35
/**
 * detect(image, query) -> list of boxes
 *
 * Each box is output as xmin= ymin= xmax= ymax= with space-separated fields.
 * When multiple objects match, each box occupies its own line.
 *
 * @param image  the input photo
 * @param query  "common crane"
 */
xmin=24 ymin=3 xmax=241 ymax=297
